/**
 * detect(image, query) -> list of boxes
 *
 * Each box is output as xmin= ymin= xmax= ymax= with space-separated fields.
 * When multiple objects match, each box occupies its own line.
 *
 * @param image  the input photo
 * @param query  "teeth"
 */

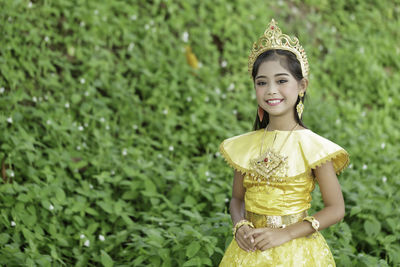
xmin=267 ymin=100 xmax=282 ymax=104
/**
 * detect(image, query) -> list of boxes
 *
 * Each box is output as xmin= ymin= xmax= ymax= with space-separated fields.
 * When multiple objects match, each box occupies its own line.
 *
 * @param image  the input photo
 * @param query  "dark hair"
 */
xmin=252 ymin=49 xmax=308 ymax=130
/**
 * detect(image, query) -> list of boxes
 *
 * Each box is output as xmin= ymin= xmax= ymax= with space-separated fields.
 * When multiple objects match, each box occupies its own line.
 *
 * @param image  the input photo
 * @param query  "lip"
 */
xmin=266 ymin=99 xmax=283 ymax=106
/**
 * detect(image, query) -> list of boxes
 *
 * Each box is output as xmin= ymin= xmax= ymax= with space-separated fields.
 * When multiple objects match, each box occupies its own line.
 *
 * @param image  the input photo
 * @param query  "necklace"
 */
xmin=249 ymin=123 xmax=298 ymax=183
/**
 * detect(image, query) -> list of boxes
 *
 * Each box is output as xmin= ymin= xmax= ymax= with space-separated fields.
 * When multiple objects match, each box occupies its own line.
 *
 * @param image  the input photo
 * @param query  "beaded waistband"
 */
xmin=245 ymin=210 xmax=308 ymax=228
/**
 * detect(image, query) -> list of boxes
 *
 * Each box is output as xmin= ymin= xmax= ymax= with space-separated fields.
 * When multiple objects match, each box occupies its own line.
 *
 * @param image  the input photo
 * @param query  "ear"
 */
xmin=299 ymin=78 xmax=308 ymax=94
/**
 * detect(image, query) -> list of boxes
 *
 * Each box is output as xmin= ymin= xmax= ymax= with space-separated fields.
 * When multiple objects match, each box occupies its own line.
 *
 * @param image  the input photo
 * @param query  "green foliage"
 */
xmin=0 ymin=0 xmax=399 ymax=265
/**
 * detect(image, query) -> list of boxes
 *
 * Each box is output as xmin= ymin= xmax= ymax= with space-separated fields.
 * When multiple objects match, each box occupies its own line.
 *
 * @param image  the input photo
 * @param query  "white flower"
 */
xmin=158 ymin=222 xmax=163 ymax=226
xmin=215 ymin=151 xmax=220 ymax=157
xmin=0 ymin=87 xmax=4 ymax=94
xmin=362 ymin=164 xmax=367 ymax=170
xmin=144 ymin=24 xmax=150 ymax=30
xmin=7 ymin=117 xmax=13 ymax=123
xmin=28 ymin=2 xmax=33 ymax=8
xmin=32 ymin=96 xmax=37 ymax=102
xmin=221 ymin=94 xmax=226 ymax=99
xmin=105 ymin=125 xmax=110 ymax=130
xmin=162 ymin=109 xmax=168 ymax=115
xmin=78 ymin=126 xmax=84 ymax=131
xmin=80 ymin=234 xmax=85 ymax=239
xmin=382 ymin=176 xmax=387 ymax=183
xmin=169 ymin=145 xmax=174 ymax=151
xmin=94 ymin=9 xmax=99 ymax=15
xmin=182 ymin=32 xmax=189 ymax=43
xmin=99 ymin=235 xmax=105 ymax=241
xmin=8 ymin=17 xmax=12 ymax=22
xmin=359 ymin=47 xmax=365 ymax=54
xmin=215 ymin=87 xmax=221 ymax=94
xmin=122 ymin=149 xmax=127 ymax=156
xmin=111 ymin=170 xmax=115 ymax=175
xmin=349 ymin=164 xmax=353 ymax=169
xmin=233 ymin=109 xmax=237 ymax=115
xmin=207 ymin=178 xmax=211 ymax=182
xmin=80 ymin=78 xmax=85 ymax=84
xmin=388 ymin=97 xmax=392 ymax=103
xmin=11 ymin=221 xmax=16 ymax=227
xmin=204 ymin=96 xmax=209 ymax=102
xmin=89 ymin=184 xmax=93 ymax=189
xmin=331 ymin=26 xmax=337 ymax=33
xmin=336 ymin=119 xmax=341 ymax=124
xmin=100 ymin=117 xmax=105 ymax=123
xmin=227 ymin=83 xmax=235 ymax=91
xmin=84 ymin=123 xmax=88 ymax=127
xmin=10 ymin=171 xmax=14 ymax=177
xmin=130 ymin=14 xmax=137 ymax=21
xmin=157 ymin=154 xmax=163 ymax=159
xmin=76 ymin=146 xmax=81 ymax=150
xmin=198 ymin=62 xmax=203 ymax=68
xmin=186 ymin=96 xmax=192 ymax=102
xmin=205 ymin=171 xmax=210 ymax=176
xmin=251 ymin=94 xmax=256 ymax=100
xmin=84 ymin=240 xmax=90 ymax=247
xmin=224 ymin=198 xmax=229 ymax=203
xmin=44 ymin=36 xmax=49 ymax=42
xmin=46 ymin=120 xmax=52 ymax=125
xmin=381 ymin=143 xmax=385 ymax=149
xmin=44 ymin=95 xmax=48 ymax=100
xmin=133 ymin=124 xmax=138 ymax=130
xmin=128 ymin=42 xmax=135 ymax=51
xmin=64 ymin=102 xmax=69 ymax=108
xmin=361 ymin=111 xmax=366 ymax=117
xmin=49 ymin=204 xmax=54 ymax=210
xmin=319 ymin=45 xmax=324 ymax=51
xmin=350 ymin=14 xmax=355 ymax=21
xmin=221 ymin=60 xmax=227 ymax=68
xmin=80 ymin=21 xmax=85 ymax=27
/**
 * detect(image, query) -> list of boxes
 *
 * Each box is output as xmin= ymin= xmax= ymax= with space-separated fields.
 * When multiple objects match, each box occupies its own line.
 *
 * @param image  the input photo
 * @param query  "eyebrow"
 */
xmin=255 ymin=73 xmax=289 ymax=79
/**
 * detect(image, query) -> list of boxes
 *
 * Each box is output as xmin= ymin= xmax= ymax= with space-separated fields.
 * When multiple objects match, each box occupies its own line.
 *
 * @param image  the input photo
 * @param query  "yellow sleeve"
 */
xmin=299 ymin=131 xmax=350 ymax=175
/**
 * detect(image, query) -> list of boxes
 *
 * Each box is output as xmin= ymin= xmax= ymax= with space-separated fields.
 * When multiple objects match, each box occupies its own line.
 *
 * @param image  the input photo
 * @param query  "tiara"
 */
xmin=248 ymin=19 xmax=309 ymax=78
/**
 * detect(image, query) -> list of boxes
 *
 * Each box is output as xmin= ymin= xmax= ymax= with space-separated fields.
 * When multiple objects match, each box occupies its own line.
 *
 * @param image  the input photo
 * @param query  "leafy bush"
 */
xmin=0 ymin=0 xmax=399 ymax=266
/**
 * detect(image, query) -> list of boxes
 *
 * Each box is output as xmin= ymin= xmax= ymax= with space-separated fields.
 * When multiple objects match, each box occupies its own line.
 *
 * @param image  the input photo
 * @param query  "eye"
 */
xmin=277 ymin=79 xmax=288 ymax=84
xmin=256 ymin=81 xmax=266 ymax=86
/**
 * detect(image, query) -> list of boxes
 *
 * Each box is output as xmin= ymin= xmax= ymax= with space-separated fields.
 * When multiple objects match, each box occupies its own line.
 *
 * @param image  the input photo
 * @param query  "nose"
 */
xmin=265 ymin=83 xmax=278 ymax=96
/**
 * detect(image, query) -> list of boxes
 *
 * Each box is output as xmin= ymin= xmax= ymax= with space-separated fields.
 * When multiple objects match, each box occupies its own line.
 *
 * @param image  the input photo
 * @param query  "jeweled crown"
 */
xmin=248 ymin=19 xmax=309 ymax=78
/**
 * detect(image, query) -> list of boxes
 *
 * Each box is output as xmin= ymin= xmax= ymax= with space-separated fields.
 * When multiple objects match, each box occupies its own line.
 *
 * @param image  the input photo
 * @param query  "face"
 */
xmin=254 ymin=60 xmax=306 ymax=122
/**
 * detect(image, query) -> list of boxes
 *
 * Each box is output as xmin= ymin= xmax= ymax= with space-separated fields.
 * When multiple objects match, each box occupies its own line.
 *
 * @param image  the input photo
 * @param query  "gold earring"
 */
xmin=296 ymin=91 xmax=304 ymax=119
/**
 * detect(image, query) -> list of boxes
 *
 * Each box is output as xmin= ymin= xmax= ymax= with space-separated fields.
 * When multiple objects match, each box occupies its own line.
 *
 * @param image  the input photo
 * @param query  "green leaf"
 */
xmin=364 ymin=219 xmax=381 ymax=236
xmin=186 ymin=241 xmax=201 ymax=258
xmin=100 ymin=250 xmax=114 ymax=267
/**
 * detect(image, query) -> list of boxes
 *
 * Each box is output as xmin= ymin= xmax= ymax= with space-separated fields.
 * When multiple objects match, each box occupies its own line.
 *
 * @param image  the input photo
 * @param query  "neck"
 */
xmin=267 ymin=116 xmax=298 ymax=131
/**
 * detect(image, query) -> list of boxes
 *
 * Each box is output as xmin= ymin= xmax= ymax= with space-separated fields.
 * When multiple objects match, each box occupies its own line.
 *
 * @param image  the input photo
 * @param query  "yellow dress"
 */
xmin=219 ymin=128 xmax=349 ymax=267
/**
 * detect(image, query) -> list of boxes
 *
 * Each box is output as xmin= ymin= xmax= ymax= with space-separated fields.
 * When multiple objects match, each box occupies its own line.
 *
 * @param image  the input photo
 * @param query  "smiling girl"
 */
xmin=218 ymin=19 xmax=349 ymax=266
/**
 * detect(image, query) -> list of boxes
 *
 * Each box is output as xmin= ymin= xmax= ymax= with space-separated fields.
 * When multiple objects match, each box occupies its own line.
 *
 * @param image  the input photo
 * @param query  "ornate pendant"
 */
xmin=250 ymin=148 xmax=289 ymax=181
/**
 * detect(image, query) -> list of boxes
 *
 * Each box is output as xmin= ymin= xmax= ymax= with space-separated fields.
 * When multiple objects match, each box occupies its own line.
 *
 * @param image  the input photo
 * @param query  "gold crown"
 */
xmin=248 ymin=19 xmax=309 ymax=78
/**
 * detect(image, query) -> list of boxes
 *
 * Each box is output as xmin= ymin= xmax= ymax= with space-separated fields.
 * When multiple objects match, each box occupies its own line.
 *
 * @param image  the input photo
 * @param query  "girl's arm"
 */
xmin=230 ymin=170 xmax=256 ymax=251
xmin=248 ymin=160 xmax=345 ymax=250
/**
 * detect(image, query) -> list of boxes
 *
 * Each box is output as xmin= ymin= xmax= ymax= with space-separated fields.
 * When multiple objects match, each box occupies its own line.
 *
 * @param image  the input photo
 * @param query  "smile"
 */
xmin=266 ymin=99 xmax=283 ymax=106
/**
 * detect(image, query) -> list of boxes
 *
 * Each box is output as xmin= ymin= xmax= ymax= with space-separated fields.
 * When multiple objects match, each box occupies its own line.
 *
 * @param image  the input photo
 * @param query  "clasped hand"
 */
xmin=235 ymin=225 xmax=292 ymax=252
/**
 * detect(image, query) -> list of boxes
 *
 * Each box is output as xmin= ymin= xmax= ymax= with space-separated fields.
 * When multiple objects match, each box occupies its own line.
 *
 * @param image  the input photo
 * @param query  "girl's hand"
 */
xmin=246 ymin=227 xmax=292 ymax=251
xmin=235 ymin=225 xmax=256 ymax=252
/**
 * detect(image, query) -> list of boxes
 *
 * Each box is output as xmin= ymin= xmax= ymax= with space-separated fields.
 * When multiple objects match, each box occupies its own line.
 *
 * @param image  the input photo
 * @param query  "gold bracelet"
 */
xmin=303 ymin=216 xmax=320 ymax=232
xmin=232 ymin=219 xmax=254 ymax=237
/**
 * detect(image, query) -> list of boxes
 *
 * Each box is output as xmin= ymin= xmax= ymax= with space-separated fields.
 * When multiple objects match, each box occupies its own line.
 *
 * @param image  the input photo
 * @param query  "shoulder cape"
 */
xmin=219 ymin=129 xmax=349 ymax=178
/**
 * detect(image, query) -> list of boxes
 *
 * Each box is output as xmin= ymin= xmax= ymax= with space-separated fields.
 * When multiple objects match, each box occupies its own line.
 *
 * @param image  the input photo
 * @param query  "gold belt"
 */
xmin=245 ymin=210 xmax=308 ymax=228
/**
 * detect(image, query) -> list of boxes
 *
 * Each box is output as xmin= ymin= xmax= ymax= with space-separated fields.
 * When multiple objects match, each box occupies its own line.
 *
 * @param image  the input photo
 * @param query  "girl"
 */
xmin=219 ymin=19 xmax=349 ymax=266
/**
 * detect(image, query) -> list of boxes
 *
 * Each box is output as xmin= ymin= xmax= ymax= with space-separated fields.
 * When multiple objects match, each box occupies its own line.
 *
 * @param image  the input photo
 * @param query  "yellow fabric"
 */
xmin=218 ymin=128 xmax=349 ymax=266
